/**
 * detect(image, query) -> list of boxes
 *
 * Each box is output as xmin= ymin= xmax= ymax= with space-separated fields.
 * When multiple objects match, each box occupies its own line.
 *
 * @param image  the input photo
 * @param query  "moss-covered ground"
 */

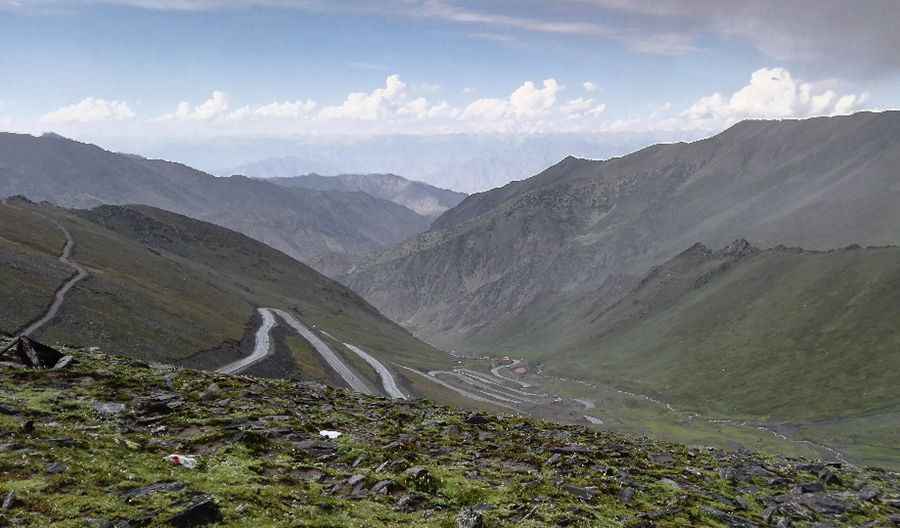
xmin=1 ymin=342 xmax=898 ymax=527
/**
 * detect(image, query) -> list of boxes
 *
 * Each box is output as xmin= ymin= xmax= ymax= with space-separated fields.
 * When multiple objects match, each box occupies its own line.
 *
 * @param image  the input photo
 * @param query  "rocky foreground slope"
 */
xmin=1 ymin=341 xmax=898 ymax=527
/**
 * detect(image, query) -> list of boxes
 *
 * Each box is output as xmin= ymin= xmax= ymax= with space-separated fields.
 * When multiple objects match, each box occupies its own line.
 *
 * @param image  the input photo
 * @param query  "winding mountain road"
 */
xmin=217 ymin=308 xmax=277 ymax=375
xmin=491 ymin=359 xmax=532 ymax=388
xmin=217 ymin=308 xmax=377 ymax=396
xmin=271 ymin=309 xmax=374 ymax=395
xmin=12 ymin=211 xmax=89 ymax=338
xmin=343 ymin=343 xmax=407 ymax=399
xmin=398 ymin=366 xmax=516 ymax=410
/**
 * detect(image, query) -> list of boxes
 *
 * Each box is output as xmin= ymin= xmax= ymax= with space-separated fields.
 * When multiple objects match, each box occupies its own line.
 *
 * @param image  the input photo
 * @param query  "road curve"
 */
xmin=399 ymin=366 xmax=516 ymax=410
xmin=490 ymin=359 xmax=531 ymax=388
xmin=217 ymin=308 xmax=277 ymax=375
xmin=271 ymin=309 xmax=374 ymax=395
xmin=17 ymin=217 xmax=89 ymax=338
xmin=343 ymin=343 xmax=407 ymax=399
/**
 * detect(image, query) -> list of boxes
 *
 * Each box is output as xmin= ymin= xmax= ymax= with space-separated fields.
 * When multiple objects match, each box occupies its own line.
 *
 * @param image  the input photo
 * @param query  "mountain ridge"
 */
xmin=266 ymin=172 xmax=466 ymax=220
xmin=0 ymin=132 xmax=430 ymax=268
xmin=344 ymin=111 xmax=900 ymax=355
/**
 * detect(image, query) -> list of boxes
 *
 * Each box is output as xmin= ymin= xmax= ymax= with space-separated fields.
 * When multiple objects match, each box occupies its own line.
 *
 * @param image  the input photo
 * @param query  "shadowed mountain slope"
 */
xmin=344 ymin=111 xmax=900 ymax=355
xmin=0 ymin=133 xmax=429 ymax=264
xmin=0 ymin=199 xmax=446 ymax=377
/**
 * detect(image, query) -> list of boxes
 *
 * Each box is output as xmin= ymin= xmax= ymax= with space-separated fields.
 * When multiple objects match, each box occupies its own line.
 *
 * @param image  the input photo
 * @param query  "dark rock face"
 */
xmin=167 ymin=496 xmax=223 ymax=527
xmin=455 ymin=507 xmax=484 ymax=528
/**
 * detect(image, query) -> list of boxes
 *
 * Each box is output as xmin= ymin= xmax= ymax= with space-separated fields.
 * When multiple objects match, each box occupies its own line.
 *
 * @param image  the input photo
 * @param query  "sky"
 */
xmin=1 ymin=0 xmax=899 ymax=187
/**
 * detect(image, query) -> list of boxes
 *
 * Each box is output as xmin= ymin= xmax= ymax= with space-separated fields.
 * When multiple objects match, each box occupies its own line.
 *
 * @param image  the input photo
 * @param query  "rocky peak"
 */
xmin=716 ymin=238 xmax=758 ymax=259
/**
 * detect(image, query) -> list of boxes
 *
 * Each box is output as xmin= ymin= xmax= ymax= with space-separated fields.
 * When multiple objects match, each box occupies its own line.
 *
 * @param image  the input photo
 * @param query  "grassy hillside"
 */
xmin=543 ymin=242 xmax=900 ymax=466
xmin=0 ymin=200 xmax=449 ymax=377
xmin=1 ymin=343 xmax=897 ymax=527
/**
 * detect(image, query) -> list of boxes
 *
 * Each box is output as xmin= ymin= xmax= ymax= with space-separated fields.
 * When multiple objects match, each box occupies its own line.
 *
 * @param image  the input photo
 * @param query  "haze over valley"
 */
xmin=2 ymin=2 xmax=899 ymax=526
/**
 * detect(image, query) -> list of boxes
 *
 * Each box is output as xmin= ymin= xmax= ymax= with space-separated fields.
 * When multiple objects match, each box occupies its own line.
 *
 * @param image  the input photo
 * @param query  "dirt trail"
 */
xmin=10 ymin=207 xmax=89 ymax=338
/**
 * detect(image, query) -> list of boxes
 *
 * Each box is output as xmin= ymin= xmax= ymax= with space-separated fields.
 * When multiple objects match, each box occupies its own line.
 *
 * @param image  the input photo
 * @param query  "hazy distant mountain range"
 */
xmin=0 ymin=133 xmax=441 ymax=266
xmin=214 ymin=132 xmax=683 ymax=194
xmin=266 ymin=173 xmax=466 ymax=219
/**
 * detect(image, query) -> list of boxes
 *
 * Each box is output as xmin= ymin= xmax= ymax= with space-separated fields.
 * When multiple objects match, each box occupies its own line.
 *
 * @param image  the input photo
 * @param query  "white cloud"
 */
xmin=319 ymin=74 xmax=409 ymax=120
xmin=681 ymin=67 xmax=867 ymax=128
xmin=41 ymin=97 xmax=135 ymax=124
xmin=561 ymin=97 xmax=595 ymax=114
xmin=463 ymin=78 xmax=561 ymax=120
xmin=228 ymin=99 xmax=318 ymax=120
xmin=159 ymin=91 xmax=230 ymax=121
xmin=583 ymin=81 xmax=597 ymax=93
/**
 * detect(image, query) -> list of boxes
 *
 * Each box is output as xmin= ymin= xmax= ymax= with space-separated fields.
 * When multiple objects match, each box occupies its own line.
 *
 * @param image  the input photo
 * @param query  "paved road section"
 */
xmin=217 ymin=308 xmax=277 ymax=375
xmin=344 ymin=343 xmax=407 ymax=399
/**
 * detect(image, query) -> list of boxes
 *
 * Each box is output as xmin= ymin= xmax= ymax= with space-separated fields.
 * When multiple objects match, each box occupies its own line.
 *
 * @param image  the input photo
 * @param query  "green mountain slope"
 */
xmin=345 ymin=112 xmax=900 ymax=356
xmin=0 ymin=198 xmax=449 ymax=382
xmin=544 ymin=241 xmax=900 ymax=467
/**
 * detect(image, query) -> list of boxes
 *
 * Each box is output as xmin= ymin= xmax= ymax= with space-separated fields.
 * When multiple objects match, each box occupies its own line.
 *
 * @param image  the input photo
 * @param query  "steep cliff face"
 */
xmin=345 ymin=112 xmax=900 ymax=355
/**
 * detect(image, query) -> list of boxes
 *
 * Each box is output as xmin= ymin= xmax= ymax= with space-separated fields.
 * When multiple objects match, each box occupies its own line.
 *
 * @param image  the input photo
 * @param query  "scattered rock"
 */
xmin=465 ymin=414 xmax=490 ymax=425
xmin=456 ymin=507 xmax=484 ymax=528
xmin=404 ymin=466 xmax=437 ymax=493
xmin=122 ymin=481 xmax=185 ymax=500
xmin=371 ymin=480 xmax=398 ymax=495
xmin=51 ymin=355 xmax=74 ymax=370
xmin=793 ymin=482 xmax=825 ymax=494
xmin=818 ymin=469 xmax=841 ymax=486
xmin=551 ymin=445 xmax=592 ymax=455
xmin=563 ymin=484 xmax=598 ymax=501
xmin=2 ymin=490 xmax=15 ymax=510
xmin=650 ymin=453 xmax=675 ymax=465
xmin=797 ymin=493 xmax=852 ymax=515
xmin=93 ymin=401 xmax=127 ymax=417
xmin=618 ymin=486 xmax=635 ymax=503
xmin=167 ymin=496 xmax=223 ymax=527
xmin=395 ymin=493 xmax=428 ymax=512
xmin=198 ymin=383 xmax=221 ymax=401
xmin=858 ymin=487 xmax=880 ymax=502
xmin=12 ymin=337 xmax=64 ymax=369
xmin=657 ymin=478 xmax=680 ymax=489
xmin=46 ymin=462 xmax=67 ymax=474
